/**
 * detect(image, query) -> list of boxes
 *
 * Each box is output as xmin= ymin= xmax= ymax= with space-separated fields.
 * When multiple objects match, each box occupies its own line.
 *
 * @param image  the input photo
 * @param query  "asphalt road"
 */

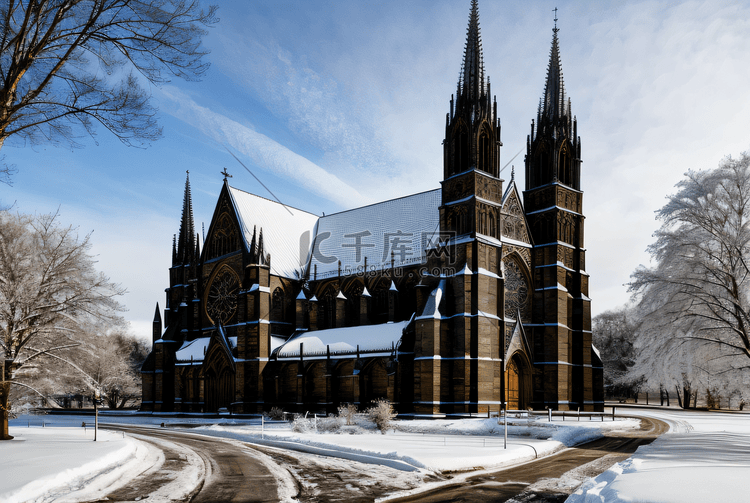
xmin=98 ymin=415 xmax=668 ymax=503
xmin=385 ymin=415 xmax=669 ymax=503
xmin=99 ymin=424 xmax=280 ymax=502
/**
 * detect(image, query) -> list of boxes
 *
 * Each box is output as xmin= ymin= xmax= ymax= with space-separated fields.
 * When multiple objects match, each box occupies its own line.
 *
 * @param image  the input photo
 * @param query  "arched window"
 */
xmin=479 ymin=130 xmax=491 ymax=175
xmin=209 ymin=213 xmax=239 ymax=259
xmin=454 ymin=125 xmax=470 ymax=173
xmin=319 ymin=289 xmax=335 ymax=329
xmin=559 ymin=144 xmax=570 ymax=186
xmin=272 ymin=287 xmax=285 ymax=322
xmin=503 ymin=258 xmax=531 ymax=323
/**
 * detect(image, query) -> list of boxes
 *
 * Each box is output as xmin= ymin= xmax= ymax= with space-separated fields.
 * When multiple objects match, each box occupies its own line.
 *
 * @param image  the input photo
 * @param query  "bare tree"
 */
xmin=0 ymin=0 xmax=218 ymax=167
xmin=0 ymin=210 xmax=124 ymax=439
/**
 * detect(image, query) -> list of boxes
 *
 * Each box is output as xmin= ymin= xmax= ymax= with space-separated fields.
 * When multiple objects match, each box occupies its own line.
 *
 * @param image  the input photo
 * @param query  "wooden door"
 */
xmin=506 ymin=359 xmax=519 ymax=410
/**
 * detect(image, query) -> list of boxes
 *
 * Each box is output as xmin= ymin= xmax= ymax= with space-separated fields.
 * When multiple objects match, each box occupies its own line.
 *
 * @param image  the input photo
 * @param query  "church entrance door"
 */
xmin=506 ymin=357 xmax=520 ymax=410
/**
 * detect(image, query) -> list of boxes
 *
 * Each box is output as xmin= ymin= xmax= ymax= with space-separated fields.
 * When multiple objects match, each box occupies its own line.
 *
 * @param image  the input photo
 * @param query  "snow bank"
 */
xmin=0 ymin=426 xmax=152 ymax=503
xmin=569 ymin=409 xmax=750 ymax=503
xmin=195 ymin=416 xmax=639 ymax=472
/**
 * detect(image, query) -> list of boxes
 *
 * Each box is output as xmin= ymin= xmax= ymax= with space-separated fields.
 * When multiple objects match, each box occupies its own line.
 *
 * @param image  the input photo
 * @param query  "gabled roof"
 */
xmin=228 ymin=185 xmax=320 ymax=278
xmin=218 ymin=184 xmax=442 ymax=280
xmin=308 ymin=189 xmax=441 ymax=279
xmin=505 ymin=317 xmax=533 ymax=370
xmin=500 ymin=177 xmax=533 ymax=247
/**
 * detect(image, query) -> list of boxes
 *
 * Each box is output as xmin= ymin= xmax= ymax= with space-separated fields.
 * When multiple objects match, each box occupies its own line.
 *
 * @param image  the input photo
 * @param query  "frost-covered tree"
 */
xmin=592 ymin=307 xmax=638 ymax=395
xmin=0 ymin=210 xmax=124 ymax=439
xmin=627 ymin=152 xmax=750 ymax=407
xmin=0 ymin=0 xmax=217 ymax=176
xmin=32 ymin=322 xmax=149 ymax=409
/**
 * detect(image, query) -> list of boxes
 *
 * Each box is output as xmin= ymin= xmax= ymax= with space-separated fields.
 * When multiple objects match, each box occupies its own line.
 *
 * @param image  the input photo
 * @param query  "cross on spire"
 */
xmin=221 ymin=167 xmax=232 ymax=181
xmin=553 ymin=7 xmax=559 ymax=33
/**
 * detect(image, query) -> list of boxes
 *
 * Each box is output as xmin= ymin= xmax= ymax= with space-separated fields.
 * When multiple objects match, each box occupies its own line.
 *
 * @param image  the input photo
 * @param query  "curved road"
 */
xmin=386 ymin=415 xmax=669 ymax=503
xmin=98 ymin=415 xmax=667 ymax=503
xmin=99 ymin=424 xmax=281 ymax=502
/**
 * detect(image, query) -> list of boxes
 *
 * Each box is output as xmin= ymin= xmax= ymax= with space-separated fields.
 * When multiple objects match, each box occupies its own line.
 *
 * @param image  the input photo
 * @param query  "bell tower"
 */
xmin=440 ymin=0 xmax=503 ymax=238
xmin=524 ymin=20 xmax=599 ymax=411
xmin=415 ymin=0 xmax=506 ymax=416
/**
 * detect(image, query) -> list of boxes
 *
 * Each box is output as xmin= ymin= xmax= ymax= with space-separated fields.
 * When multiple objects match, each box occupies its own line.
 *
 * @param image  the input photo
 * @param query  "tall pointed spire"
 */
xmin=459 ymin=0 xmax=486 ymax=103
xmin=526 ymin=16 xmax=581 ymax=191
xmin=176 ymin=171 xmax=196 ymax=265
xmin=540 ymin=28 xmax=568 ymax=123
xmin=443 ymin=0 xmax=500 ymax=181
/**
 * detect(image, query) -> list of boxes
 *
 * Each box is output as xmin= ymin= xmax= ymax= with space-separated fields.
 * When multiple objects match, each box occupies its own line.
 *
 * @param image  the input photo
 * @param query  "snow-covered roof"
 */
xmin=175 ymin=337 xmax=211 ymax=363
xmin=308 ymin=189 xmax=441 ymax=279
xmin=228 ymin=186 xmax=320 ymax=279
xmin=175 ymin=335 xmax=238 ymax=365
xmin=274 ymin=321 xmax=408 ymax=360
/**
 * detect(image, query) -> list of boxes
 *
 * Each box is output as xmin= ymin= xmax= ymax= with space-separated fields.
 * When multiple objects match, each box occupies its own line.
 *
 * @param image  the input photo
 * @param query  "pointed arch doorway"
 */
xmin=505 ymin=352 xmax=531 ymax=410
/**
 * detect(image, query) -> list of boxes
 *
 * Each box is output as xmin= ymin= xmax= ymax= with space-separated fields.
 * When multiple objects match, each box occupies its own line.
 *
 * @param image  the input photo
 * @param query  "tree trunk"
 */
xmin=675 ymin=385 xmax=683 ymax=408
xmin=684 ymin=387 xmax=692 ymax=409
xmin=0 ymin=381 xmax=12 ymax=440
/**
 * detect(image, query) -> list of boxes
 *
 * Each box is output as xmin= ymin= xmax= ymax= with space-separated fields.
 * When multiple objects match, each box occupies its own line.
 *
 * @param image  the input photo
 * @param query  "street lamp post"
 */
xmin=94 ymin=390 xmax=102 ymax=441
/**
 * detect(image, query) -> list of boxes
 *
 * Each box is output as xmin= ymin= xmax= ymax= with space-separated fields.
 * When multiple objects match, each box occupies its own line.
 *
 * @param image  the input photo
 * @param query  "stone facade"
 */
xmin=141 ymin=1 xmax=603 ymax=415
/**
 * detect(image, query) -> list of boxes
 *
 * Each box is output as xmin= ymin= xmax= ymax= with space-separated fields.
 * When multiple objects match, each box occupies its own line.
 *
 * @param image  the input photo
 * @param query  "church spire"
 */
xmin=443 ymin=0 xmax=500 ymax=180
xmin=175 ymin=171 xmax=196 ymax=265
xmin=526 ymin=18 xmax=580 ymax=191
xmin=459 ymin=0 xmax=485 ymax=104
xmin=541 ymin=28 xmax=567 ymax=123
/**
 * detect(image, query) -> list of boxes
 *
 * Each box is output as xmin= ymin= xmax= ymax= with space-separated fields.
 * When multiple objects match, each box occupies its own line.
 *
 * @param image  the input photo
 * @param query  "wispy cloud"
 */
xmin=159 ymin=86 xmax=366 ymax=208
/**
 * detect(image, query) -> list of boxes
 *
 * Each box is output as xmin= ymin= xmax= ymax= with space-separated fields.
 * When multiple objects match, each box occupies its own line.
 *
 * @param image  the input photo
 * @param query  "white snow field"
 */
xmin=0 ymin=425 xmax=160 ymax=503
xmin=568 ymin=407 xmax=750 ymax=503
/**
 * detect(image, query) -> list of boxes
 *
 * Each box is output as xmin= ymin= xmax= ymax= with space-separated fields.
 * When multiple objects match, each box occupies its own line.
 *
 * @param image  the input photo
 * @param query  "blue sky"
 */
xmin=3 ymin=0 xmax=750 ymax=339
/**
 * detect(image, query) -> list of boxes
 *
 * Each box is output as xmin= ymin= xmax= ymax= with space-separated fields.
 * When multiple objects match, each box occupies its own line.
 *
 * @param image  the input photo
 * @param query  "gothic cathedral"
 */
xmin=141 ymin=1 xmax=604 ymax=415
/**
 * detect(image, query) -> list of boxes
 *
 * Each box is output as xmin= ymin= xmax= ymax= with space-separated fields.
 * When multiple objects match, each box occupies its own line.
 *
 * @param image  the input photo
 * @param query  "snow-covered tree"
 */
xmin=0 ymin=210 xmax=124 ymax=439
xmin=592 ymin=306 xmax=638 ymax=395
xmin=0 ymin=0 xmax=217 ymax=178
xmin=627 ymin=152 xmax=750 ymax=407
xmin=29 ymin=321 xmax=148 ymax=410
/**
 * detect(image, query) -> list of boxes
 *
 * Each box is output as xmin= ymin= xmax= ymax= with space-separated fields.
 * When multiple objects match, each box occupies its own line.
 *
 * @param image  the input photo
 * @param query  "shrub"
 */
xmin=267 ymin=407 xmax=285 ymax=421
xmin=367 ymin=398 xmax=396 ymax=434
xmin=338 ymin=403 xmax=358 ymax=425
xmin=291 ymin=416 xmax=310 ymax=433
xmin=290 ymin=414 xmax=341 ymax=433
xmin=317 ymin=415 xmax=342 ymax=432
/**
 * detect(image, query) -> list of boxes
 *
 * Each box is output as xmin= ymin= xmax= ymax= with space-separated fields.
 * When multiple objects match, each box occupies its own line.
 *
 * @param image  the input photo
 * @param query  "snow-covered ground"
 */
xmin=0 ymin=425 xmax=160 ymax=503
xmin=3 ymin=411 xmax=635 ymax=501
xmin=5 ymin=407 xmax=749 ymax=502
xmin=568 ymin=406 xmax=750 ymax=503
xmin=191 ymin=414 xmax=638 ymax=472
